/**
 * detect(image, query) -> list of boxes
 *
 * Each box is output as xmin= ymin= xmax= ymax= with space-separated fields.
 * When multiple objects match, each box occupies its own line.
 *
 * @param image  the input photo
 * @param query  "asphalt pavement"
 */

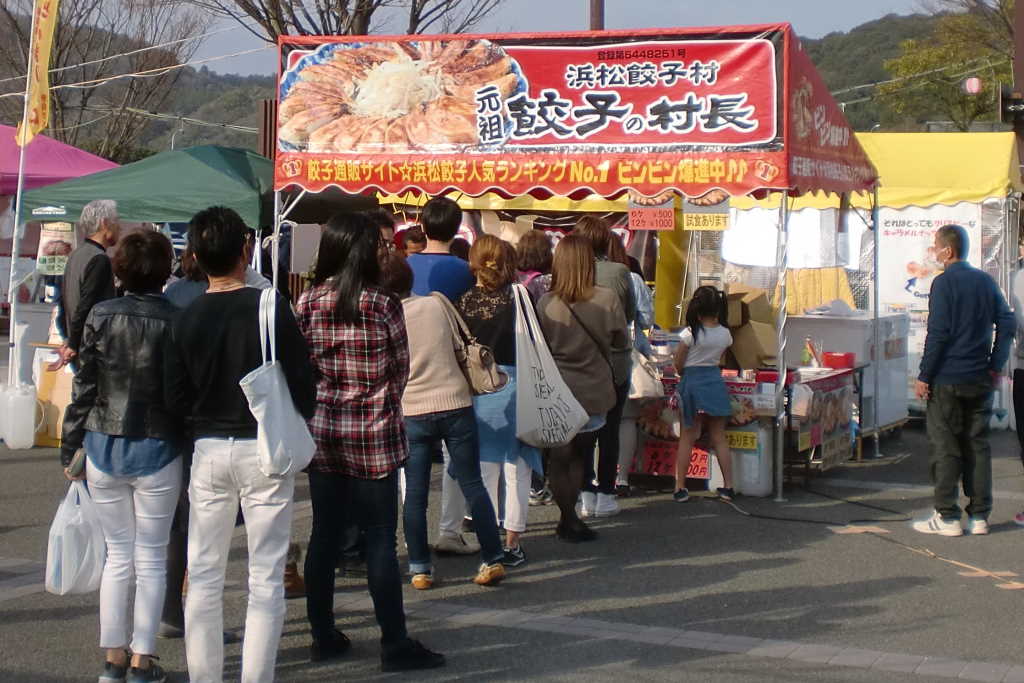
xmin=2 ymin=420 xmax=1024 ymax=682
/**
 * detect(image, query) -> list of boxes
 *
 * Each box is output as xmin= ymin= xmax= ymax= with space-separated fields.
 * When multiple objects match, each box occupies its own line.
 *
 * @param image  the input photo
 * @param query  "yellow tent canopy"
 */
xmin=733 ymin=132 xmax=1023 ymax=210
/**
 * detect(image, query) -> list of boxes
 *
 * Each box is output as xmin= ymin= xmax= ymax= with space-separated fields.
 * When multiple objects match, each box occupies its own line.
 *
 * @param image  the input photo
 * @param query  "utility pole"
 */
xmin=590 ymin=0 xmax=604 ymax=30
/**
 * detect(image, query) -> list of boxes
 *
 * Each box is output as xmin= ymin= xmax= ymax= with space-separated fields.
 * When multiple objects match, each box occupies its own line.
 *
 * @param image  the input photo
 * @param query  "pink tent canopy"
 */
xmin=0 ymin=125 xmax=117 ymax=194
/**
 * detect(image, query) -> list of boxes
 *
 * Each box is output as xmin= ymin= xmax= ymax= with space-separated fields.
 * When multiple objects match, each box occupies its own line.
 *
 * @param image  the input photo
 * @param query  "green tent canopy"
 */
xmin=19 ymin=145 xmax=272 ymax=227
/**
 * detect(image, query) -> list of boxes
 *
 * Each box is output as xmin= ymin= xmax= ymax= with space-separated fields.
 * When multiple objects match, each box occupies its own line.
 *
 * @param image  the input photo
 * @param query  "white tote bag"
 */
xmin=629 ymin=347 xmax=664 ymax=399
xmin=45 ymin=481 xmax=106 ymax=595
xmin=239 ymin=288 xmax=316 ymax=477
xmin=512 ymin=284 xmax=588 ymax=448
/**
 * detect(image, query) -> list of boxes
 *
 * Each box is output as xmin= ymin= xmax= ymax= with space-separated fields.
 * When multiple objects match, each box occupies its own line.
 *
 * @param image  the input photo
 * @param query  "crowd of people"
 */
xmin=47 ymin=194 xmax=1024 ymax=683
xmin=55 ymin=195 xmax=708 ymax=683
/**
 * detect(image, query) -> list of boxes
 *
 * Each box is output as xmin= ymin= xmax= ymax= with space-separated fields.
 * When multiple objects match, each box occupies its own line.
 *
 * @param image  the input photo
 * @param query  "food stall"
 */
xmin=271 ymin=23 xmax=879 ymax=499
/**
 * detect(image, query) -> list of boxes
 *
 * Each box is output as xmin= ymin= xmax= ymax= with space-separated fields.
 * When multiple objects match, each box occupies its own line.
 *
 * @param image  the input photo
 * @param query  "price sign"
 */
xmin=628 ymin=197 xmax=676 ymax=231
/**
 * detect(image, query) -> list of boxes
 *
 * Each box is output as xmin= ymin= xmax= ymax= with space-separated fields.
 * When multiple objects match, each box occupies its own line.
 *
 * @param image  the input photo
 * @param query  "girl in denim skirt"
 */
xmin=672 ymin=286 xmax=735 ymax=503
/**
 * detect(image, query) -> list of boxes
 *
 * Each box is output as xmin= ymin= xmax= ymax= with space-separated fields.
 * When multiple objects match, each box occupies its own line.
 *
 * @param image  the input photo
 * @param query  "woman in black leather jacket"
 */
xmin=61 ymin=230 xmax=186 ymax=683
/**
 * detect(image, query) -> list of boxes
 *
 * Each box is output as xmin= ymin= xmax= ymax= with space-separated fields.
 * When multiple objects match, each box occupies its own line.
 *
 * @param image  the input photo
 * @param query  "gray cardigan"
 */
xmin=536 ymin=286 xmax=630 ymax=416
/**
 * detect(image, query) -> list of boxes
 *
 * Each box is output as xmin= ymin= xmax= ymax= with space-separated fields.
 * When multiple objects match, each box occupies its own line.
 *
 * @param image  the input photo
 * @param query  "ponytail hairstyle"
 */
xmin=685 ymin=285 xmax=727 ymax=343
xmin=312 ymin=211 xmax=382 ymax=323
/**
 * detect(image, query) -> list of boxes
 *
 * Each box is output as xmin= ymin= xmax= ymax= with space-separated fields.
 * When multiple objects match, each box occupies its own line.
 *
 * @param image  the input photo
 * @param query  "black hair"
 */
xmin=112 ymin=230 xmax=173 ymax=293
xmin=380 ymin=251 xmax=414 ymax=297
xmin=188 ymin=206 xmax=248 ymax=277
xmin=449 ymin=237 xmax=471 ymax=261
xmin=685 ymin=285 xmax=726 ymax=343
xmin=420 ymin=196 xmax=462 ymax=242
xmin=936 ymin=224 xmax=968 ymax=260
xmin=312 ymin=211 xmax=381 ymax=323
xmin=365 ymin=208 xmax=396 ymax=231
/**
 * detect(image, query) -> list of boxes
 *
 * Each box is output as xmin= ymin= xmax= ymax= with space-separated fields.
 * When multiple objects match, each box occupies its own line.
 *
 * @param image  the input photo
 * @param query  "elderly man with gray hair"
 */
xmin=54 ymin=199 xmax=121 ymax=370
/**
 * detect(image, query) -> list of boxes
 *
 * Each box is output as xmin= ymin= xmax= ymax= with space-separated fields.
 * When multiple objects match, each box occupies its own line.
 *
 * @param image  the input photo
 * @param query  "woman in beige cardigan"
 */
xmin=536 ymin=235 xmax=630 ymax=542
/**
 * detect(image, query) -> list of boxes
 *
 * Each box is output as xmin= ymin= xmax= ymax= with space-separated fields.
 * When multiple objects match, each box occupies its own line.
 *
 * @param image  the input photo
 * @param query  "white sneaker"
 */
xmin=579 ymin=491 xmax=597 ymax=518
xmin=912 ymin=511 xmax=963 ymax=537
xmin=967 ymin=518 xmax=989 ymax=535
xmin=594 ymin=493 xmax=620 ymax=517
xmin=433 ymin=532 xmax=481 ymax=555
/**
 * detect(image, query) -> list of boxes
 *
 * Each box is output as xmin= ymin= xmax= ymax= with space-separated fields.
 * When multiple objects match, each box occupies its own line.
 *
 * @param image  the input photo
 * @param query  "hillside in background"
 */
xmin=0 ymin=12 xmax=950 ymax=159
xmin=801 ymin=13 xmax=941 ymax=130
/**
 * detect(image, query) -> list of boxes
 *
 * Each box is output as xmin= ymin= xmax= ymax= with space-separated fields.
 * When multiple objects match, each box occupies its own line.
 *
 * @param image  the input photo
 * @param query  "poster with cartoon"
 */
xmin=877 ymin=202 xmax=982 ymax=308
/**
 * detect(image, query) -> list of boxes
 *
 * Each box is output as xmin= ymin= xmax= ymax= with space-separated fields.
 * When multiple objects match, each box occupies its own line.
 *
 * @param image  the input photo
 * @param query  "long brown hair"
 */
xmin=469 ymin=234 xmax=516 ymax=291
xmin=606 ymin=231 xmax=629 ymax=267
xmin=573 ymin=215 xmax=612 ymax=257
xmin=550 ymin=234 xmax=595 ymax=304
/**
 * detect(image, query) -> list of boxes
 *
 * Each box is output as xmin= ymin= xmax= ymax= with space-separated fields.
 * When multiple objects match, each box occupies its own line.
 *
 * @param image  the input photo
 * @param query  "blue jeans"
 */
xmin=305 ymin=471 xmax=407 ymax=646
xmin=403 ymin=407 xmax=504 ymax=573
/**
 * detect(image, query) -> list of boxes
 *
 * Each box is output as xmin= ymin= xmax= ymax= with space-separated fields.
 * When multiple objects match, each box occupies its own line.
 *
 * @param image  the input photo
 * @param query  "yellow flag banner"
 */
xmin=16 ymin=0 xmax=61 ymax=147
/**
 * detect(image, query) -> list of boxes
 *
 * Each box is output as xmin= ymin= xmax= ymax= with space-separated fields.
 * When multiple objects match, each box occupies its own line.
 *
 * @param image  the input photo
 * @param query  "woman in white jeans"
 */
xmin=60 ymin=230 xmax=187 ymax=683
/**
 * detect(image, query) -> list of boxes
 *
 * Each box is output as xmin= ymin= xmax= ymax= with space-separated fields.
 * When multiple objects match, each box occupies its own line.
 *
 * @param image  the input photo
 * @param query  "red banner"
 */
xmin=786 ymin=42 xmax=876 ymax=194
xmin=276 ymin=31 xmax=785 ymax=196
xmin=275 ymin=27 xmax=876 ymax=198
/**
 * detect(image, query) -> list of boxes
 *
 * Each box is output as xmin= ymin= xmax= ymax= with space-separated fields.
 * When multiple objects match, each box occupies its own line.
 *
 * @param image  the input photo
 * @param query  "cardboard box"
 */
xmin=35 ymin=353 xmax=74 ymax=447
xmin=726 ymin=297 xmax=744 ymax=328
xmin=726 ymin=284 xmax=774 ymax=325
xmin=730 ymin=320 xmax=778 ymax=369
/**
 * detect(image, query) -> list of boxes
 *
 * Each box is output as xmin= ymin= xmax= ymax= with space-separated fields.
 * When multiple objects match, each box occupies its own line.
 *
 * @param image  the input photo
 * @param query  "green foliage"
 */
xmin=876 ymin=12 xmax=1012 ymax=130
xmin=802 ymin=13 xmax=939 ymax=129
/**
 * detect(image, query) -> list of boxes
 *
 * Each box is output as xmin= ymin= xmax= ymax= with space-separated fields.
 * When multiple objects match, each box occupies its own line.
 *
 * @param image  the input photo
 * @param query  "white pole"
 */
xmin=7 ymin=7 xmax=40 ymax=387
xmin=871 ymin=186 xmax=882 ymax=458
xmin=773 ymin=197 xmax=790 ymax=502
xmin=271 ymin=190 xmax=281 ymax=289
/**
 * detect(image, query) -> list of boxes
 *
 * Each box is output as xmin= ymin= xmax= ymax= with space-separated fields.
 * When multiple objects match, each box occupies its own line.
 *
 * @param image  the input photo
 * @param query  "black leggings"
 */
xmin=584 ymin=383 xmax=629 ymax=494
xmin=548 ymin=430 xmax=600 ymax=529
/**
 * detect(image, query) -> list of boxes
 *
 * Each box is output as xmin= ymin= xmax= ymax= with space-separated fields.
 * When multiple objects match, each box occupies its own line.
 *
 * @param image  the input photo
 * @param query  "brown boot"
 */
xmin=284 ymin=543 xmax=305 ymax=599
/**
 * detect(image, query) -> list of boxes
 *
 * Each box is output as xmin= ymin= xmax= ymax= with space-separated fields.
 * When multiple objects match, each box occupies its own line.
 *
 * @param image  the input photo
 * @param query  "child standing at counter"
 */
xmin=672 ymin=286 xmax=735 ymax=503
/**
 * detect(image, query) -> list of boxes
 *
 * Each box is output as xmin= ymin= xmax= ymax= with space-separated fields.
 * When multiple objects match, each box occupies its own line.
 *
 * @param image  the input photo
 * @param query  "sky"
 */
xmin=194 ymin=0 xmax=924 ymax=76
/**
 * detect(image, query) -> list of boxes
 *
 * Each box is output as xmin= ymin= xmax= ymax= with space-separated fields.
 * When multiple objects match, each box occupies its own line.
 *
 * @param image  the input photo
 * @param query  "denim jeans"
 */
xmin=404 ymin=407 xmax=504 ymax=573
xmin=87 ymin=457 xmax=181 ymax=656
xmin=305 ymin=471 xmax=408 ymax=647
xmin=927 ymin=381 xmax=994 ymax=520
xmin=185 ymin=438 xmax=295 ymax=683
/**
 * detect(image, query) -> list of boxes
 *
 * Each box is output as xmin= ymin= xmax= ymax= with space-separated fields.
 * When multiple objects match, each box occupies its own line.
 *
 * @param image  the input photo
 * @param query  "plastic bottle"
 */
xmin=5 ymin=384 xmax=40 ymax=450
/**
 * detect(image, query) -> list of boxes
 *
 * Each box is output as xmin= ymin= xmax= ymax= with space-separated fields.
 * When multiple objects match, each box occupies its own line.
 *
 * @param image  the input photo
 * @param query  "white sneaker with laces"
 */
xmin=433 ymin=533 xmax=481 ymax=555
xmin=967 ymin=518 xmax=989 ymax=535
xmin=594 ymin=493 xmax=620 ymax=517
xmin=579 ymin=492 xmax=597 ymax=518
xmin=912 ymin=511 xmax=963 ymax=537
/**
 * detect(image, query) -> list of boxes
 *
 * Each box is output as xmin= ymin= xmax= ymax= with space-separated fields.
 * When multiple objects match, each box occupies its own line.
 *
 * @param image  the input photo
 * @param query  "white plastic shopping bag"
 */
xmin=239 ymin=288 xmax=316 ymax=477
xmin=45 ymin=481 xmax=106 ymax=595
xmin=512 ymin=284 xmax=588 ymax=448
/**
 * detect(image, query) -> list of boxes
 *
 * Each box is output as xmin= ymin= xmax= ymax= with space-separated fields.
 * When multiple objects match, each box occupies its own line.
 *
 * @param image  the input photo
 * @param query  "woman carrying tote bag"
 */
xmin=60 ymin=231 xmax=187 ymax=683
xmin=535 ymin=235 xmax=630 ymax=542
xmin=456 ymin=235 xmax=543 ymax=567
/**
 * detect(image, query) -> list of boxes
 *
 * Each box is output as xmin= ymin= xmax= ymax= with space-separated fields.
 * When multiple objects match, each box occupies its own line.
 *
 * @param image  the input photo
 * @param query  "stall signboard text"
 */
xmin=276 ymin=30 xmax=791 ymax=198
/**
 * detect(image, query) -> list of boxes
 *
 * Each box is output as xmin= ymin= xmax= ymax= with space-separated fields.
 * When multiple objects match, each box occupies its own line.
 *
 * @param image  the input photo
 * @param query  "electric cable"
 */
xmin=0 ymin=22 xmax=265 ymax=86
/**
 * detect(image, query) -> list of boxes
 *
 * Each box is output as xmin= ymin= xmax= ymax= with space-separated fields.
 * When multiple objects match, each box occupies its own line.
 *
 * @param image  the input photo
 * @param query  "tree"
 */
xmin=0 ymin=0 xmax=200 ymax=162
xmin=182 ymin=0 xmax=503 ymax=43
xmin=877 ymin=6 xmax=1012 ymax=130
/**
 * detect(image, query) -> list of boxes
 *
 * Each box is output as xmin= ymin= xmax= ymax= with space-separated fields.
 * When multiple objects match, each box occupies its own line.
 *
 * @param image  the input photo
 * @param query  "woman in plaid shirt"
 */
xmin=296 ymin=212 xmax=444 ymax=672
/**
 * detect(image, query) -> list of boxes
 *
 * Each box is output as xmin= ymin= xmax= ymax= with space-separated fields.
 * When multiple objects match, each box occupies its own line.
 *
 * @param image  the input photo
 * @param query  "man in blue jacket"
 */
xmin=914 ymin=224 xmax=1015 ymax=537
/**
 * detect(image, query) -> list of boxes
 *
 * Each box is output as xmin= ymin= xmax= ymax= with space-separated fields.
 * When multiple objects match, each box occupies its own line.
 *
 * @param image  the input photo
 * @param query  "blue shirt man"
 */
xmin=913 ymin=224 xmax=1014 ymax=538
xmin=408 ymin=253 xmax=474 ymax=300
xmin=407 ymin=196 xmax=475 ymax=301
